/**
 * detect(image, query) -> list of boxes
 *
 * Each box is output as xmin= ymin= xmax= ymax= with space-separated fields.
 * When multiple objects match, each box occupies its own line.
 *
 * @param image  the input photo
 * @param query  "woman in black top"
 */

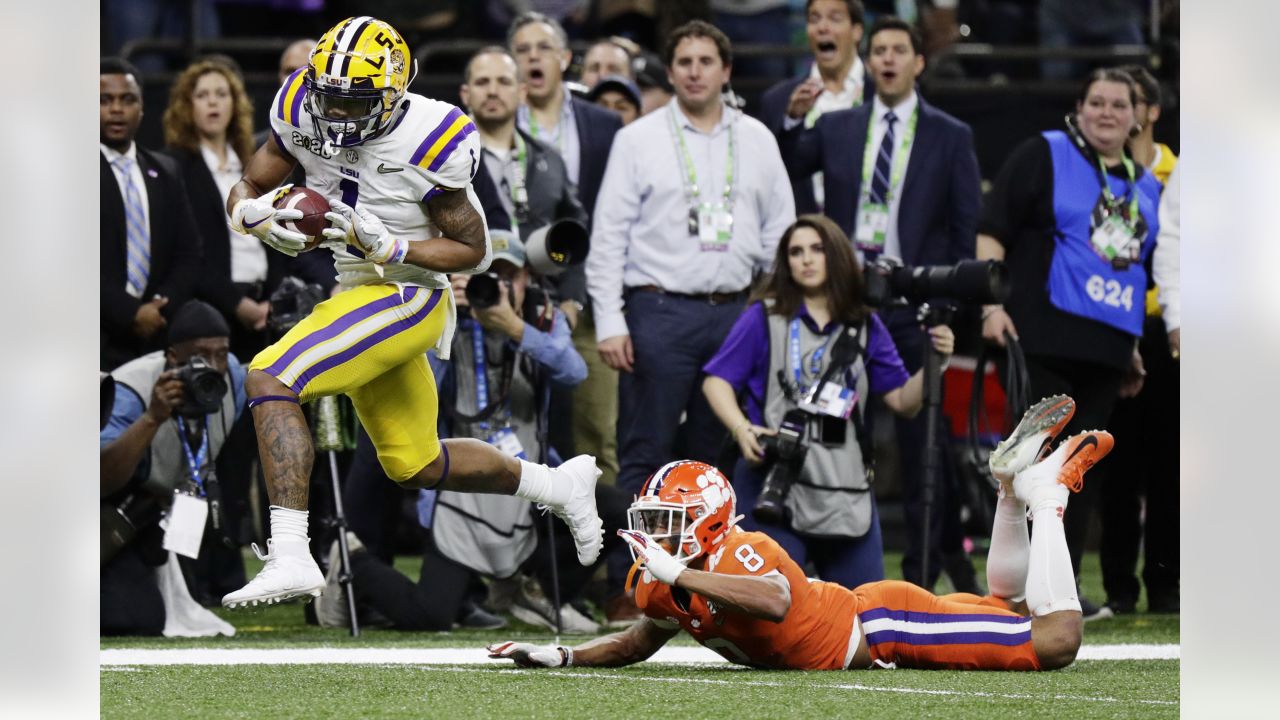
xmin=975 ymin=68 xmax=1162 ymax=611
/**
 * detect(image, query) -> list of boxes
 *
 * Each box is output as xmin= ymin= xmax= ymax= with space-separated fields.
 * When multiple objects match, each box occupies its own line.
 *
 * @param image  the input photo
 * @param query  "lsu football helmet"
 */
xmin=306 ymin=16 xmax=414 ymax=147
xmin=627 ymin=460 xmax=742 ymax=565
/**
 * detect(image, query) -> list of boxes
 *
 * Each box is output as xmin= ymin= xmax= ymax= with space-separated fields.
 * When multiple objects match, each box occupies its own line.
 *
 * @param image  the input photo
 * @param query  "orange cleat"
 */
xmin=989 ymin=395 xmax=1076 ymax=489
xmin=1013 ymin=430 xmax=1114 ymax=504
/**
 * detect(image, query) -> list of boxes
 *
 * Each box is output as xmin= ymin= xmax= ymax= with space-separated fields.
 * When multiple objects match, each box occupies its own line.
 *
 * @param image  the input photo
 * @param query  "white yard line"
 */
xmin=100 ymin=643 xmax=1178 ymax=667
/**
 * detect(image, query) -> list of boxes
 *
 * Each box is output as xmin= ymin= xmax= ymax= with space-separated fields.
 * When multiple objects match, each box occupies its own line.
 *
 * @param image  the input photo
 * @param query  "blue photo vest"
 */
xmin=1043 ymin=130 xmax=1160 ymax=336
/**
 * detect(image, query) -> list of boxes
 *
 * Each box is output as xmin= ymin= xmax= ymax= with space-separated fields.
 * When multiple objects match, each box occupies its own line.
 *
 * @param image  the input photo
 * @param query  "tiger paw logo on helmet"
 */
xmin=628 ymin=460 xmax=742 ymax=565
xmin=306 ymin=16 xmax=418 ymax=148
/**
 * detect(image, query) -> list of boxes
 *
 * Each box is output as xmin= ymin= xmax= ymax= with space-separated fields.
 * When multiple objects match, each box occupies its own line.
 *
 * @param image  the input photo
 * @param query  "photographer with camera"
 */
xmin=101 ymin=300 xmax=245 ymax=635
xmin=702 ymin=216 xmax=953 ymax=589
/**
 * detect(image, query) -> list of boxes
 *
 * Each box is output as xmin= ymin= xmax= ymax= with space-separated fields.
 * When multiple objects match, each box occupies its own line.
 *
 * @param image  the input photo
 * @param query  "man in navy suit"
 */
xmin=779 ymin=17 xmax=982 ymax=591
xmin=758 ymin=0 xmax=872 ymax=215
xmin=100 ymin=57 xmax=202 ymax=371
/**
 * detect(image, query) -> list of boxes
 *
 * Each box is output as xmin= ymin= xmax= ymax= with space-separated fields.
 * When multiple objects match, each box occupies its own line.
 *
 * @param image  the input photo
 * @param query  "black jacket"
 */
xmin=100 ymin=147 xmax=201 ymax=370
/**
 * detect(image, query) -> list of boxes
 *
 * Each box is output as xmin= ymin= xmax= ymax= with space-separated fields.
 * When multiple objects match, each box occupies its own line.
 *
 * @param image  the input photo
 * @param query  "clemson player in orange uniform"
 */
xmin=489 ymin=395 xmax=1110 ymax=673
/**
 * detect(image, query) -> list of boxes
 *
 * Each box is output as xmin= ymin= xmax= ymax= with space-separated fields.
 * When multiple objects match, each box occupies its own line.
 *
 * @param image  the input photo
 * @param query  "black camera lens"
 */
xmin=176 ymin=357 xmax=228 ymax=417
xmin=465 ymin=273 xmax=502 ymax=310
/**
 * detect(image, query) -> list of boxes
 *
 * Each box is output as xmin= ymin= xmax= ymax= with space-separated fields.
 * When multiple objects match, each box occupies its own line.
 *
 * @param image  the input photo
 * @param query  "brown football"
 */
xmin=273 ymin=186 xmax=332 ymax=251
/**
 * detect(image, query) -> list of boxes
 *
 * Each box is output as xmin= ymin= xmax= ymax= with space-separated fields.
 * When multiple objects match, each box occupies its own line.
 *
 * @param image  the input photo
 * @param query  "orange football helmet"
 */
xmin=627 ymin=460 xmax=742 ymax=565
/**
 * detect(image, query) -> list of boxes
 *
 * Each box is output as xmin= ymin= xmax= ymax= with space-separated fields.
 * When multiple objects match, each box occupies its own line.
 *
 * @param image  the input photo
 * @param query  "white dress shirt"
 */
xmin=201 ymin=143 xmax=267 ymax=284
xmin=1152 ymin=162 xmax=1180 ymax=333
xmin=517 ymin=91 xmax=579 ymax=185
xmin=587 ymin=98 xmax=796 ymax=342
xmin=101 ymin=142 xmax=152 ymax=298
xmin=865 ymin=91 xmax=919 ymax=262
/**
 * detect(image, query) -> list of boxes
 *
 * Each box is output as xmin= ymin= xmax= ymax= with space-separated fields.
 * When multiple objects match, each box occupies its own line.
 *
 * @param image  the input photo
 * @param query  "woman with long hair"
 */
xmin=702 ymin=215 xmax=953 ymax=589
xmin=976 ymin=67 xmax=1162 ymax=618
xmin=162 ymin=59 xmax=267 ymax=359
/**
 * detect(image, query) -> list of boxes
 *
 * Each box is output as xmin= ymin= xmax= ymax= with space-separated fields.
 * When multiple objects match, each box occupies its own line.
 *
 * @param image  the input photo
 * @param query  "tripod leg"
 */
xmin=327 ymin=449 xmax=360 ymax=637
xmin=546 ymin=512 xmax=563 ymax=640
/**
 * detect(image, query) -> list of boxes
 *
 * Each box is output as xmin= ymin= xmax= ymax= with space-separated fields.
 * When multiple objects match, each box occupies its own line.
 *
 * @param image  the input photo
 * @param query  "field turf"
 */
xmin=101 ymin=551 xmax=1179 ymax=718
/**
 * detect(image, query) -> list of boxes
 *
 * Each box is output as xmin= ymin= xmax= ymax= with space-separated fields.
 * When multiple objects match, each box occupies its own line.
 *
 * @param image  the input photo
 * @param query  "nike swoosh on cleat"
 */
xmin=377 ymin=163 xmax=403 ymax=173
xmin=1065 ymin=435 xmax=1099 ymax=463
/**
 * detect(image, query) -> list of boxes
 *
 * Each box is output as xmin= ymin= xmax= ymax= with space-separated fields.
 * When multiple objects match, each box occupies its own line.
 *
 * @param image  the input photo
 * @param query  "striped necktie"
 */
xmin=867 ymin=110 xmax=898 ymax=206
xmin=114 ymin=156 xmax=151 ymax=296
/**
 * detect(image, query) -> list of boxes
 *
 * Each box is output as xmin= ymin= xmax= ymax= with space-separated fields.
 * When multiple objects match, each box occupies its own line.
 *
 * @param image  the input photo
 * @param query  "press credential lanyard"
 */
xmin=789 ymin=319 xmax=829 ymax=395
xmin=1094 ymin=153 xmax=1139 ymax=227
xmin=507 ymin=133 xmax=529 ymax=234
xmin=471 ymin=320 xmax=493 ymax=433
xmin=527 ymin=107 xmax=564 ymax=154
xmin=176 ymin=418 xmax=210 ymax=497
xmin=859 ymin=104 xmax=919 ymax=206
xmin=668 ymin=106 xmax=736 ymax=211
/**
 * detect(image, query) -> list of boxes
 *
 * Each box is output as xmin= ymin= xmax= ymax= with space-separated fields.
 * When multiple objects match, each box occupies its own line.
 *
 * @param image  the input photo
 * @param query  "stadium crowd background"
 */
xmin=99 ymin=0 xmax=1181 ymax=637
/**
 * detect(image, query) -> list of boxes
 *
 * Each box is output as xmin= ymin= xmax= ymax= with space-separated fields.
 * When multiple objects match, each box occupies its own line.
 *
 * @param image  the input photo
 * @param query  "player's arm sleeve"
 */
xmin=586 ymin=131 xmax=641 ymax=342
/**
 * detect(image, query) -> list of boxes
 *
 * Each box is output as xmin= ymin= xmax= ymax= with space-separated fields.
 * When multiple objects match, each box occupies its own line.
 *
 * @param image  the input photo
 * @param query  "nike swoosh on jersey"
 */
xmin=377 ymin=164 xmax=403 ymax=174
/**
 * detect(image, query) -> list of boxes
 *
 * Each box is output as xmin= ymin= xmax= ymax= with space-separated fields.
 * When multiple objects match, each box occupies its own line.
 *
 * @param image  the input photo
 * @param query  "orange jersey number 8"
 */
xmin=735 ymin=544 xmax=766 ymax=572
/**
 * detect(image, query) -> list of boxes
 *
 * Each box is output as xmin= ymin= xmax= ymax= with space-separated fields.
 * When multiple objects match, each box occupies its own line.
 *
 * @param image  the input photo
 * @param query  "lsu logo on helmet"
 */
xmin=627 ymin=460 xmax=742 ymax=565
xmin=306 ymin=16 xmax=415 ymax=147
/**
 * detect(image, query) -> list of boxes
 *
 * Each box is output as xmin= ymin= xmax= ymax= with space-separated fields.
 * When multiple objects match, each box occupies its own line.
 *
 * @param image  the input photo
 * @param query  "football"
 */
xmin=273 ymin=186 xmax=332 ymax=251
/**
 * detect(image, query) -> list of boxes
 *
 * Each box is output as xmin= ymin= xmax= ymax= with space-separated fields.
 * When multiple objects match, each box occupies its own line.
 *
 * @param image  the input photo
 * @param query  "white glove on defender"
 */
xmin=323 ymin=200 xmax=408 ymax=265
xmin=487 ymin=641 xmax=571 ymax=668
xmin=618 ymin=529 xmax=687 ymax=586
xmin=230 ymin=185 xmax=307 ymax=256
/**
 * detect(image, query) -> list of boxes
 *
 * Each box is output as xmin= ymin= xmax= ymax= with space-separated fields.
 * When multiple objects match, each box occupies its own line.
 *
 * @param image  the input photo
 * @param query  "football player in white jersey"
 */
xmin=220 ymin=16 xmax=604 ymax=609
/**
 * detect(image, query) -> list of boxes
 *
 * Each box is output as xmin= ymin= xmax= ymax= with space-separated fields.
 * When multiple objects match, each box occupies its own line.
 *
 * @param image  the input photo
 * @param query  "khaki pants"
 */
xmin=571 ymin=307 xmax=619 ymax=486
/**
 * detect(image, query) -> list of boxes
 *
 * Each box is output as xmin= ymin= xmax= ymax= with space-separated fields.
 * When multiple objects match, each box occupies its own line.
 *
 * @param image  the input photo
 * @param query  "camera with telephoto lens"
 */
xmin=863 ymin=258 xmax=1010 ymax=308
xmin=174 ymin=356 xmax=227 ymax=417
xmin=465 ymin=272 xmax=504 ymax=310
xmin=753 ymin=409 xmax=810 ymax=525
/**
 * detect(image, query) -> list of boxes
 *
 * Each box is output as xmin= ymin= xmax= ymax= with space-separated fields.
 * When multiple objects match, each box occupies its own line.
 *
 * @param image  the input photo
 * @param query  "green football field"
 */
xmin=100 ymin=551 xmax=1179 ymax=718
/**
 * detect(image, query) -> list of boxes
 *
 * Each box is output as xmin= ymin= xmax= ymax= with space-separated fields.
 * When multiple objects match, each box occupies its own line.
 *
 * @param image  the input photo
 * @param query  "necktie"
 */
xmin=867 ymin=110 xmax=898 ymax=206
xmin=114 ymin=156 xmax=151 ymax=296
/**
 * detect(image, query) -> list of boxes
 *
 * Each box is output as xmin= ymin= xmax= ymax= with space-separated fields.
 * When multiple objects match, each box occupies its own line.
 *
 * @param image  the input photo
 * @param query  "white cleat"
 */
xmin=989 ymin=394 xmax=1076 ymax=495
xmin=542 ymin=455 xmax=604 ymax=566
xmin=221 ymin=539 xmax=325 ymax=609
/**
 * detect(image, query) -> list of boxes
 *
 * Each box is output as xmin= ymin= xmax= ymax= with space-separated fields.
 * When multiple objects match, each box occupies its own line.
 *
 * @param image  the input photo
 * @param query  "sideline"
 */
xmin=101 ymin=643 xmax=1179 ymax=666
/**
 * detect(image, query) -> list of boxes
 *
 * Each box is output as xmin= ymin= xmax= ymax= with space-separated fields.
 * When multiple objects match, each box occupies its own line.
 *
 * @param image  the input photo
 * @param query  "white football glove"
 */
xmin=322 ymin=200 xmax=408 ymax=265
xmin=486 ymin=641 xmax=571 ymax=668
xmin=230 ymin=185 xmax=307 ymax=256
xmin=618 ymin=529 xmax=687 ymax=586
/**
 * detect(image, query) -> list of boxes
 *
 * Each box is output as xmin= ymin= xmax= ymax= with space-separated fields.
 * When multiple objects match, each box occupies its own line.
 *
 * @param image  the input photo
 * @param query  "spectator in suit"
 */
xmin=587 ymin=20 xmax=795 ymax=624
xmin=509 ymin=11 xmax=625 ymax=492
xmin=779 ymin=17 xmax=983 ymax=591
xmin=759 ymin=0 xmax=871 ymax=215
xmin=580 ymin=38 xmax=634 ymax=88
xmin=101 ymin=57 xmax=202 ymax=371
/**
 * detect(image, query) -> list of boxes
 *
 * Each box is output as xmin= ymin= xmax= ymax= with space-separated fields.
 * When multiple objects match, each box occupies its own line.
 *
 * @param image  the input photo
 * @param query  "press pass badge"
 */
xmin=1090 ymin=214 xmax=1136 ymax=268
xmin=488 ymin=427 xmax=528 ymax=460
xmin=855 ymin=203 xmax=889 ymax=252
xmin=799 ymin=382 xmax=857 ymax=419
xmin=163 ymin=492 xmax=209 ymax=559
xmin=698 ymin=203 xmax=732 ymax=251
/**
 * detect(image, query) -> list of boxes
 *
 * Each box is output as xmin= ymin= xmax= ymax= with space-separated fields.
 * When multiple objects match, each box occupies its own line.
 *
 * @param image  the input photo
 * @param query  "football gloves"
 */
xmin=323 ymin=200 xmax=408 ymax=265
xmin=618 ymin=529 xmax=687 ymax=586
xmin=486 ymin=641 xmax=572 ymax=668
xmin=230 ymin=185 xmax=307 ymax=256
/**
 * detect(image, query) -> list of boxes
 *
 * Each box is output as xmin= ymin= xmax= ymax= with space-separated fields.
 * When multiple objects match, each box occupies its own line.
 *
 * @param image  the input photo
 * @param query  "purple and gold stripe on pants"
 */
xmin=251 ymin=285 xmax=444 ymax=397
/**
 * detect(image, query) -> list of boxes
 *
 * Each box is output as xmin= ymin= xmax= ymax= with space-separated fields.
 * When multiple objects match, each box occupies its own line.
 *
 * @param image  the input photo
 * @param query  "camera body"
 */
xmin=268 ymin=276 xmax=326 ymax=337
xmin=753 ymin=409 xmax=811 ymax=525
xmin=174 ymin=356 xmax=227 ymax=417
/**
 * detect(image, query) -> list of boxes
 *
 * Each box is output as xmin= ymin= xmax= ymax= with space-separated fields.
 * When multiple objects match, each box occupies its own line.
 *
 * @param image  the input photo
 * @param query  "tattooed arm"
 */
xmin=401 ymin=188 xmax=489 ymax=273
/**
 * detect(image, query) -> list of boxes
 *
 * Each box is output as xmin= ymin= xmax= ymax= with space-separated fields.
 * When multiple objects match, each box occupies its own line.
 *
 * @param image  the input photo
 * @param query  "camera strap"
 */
xmin=450 ymin=319 xmax=516 ymax=425
xmin=175 ymin=417 xmax=210 ymax=497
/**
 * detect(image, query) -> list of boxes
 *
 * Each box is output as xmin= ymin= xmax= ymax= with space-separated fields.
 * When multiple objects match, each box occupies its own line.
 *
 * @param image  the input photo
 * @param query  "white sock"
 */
xmin=986 ymin=493 xmax=1030 ymax=601
xmin=514 ymin=459 xmax=569 ymax=506
xmin=269 ymin=505 xmax=310 ymax=552
xmin=1025 ymin=497 xmax=1081 ymax=616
